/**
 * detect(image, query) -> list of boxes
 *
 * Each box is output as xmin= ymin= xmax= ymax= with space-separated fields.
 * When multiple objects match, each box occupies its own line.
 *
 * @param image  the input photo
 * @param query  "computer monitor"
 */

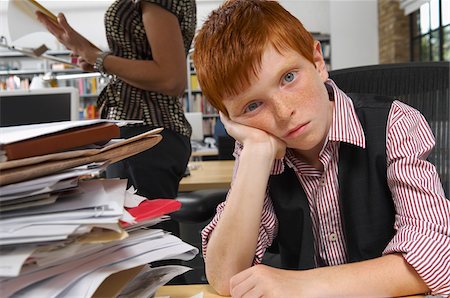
xmin=0 ymin=87 xmax=79 ymax=127
xmin=184 ymin=112 xmax=204 ymax=142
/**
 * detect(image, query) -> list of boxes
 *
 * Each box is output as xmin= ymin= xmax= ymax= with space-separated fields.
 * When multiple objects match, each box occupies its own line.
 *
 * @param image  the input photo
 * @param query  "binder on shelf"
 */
xmin=0 ymin=122 xmax=120 ymax=161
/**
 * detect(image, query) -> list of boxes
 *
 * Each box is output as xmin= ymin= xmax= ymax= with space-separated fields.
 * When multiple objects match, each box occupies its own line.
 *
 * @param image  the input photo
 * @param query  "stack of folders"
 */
xmin=0 ymin=120 xmax=198 ymax=297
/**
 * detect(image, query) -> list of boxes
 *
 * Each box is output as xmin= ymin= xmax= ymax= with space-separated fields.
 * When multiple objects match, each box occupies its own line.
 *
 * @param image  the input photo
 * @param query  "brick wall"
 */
xmin=378 ymin=0 xmax=410 ymax=63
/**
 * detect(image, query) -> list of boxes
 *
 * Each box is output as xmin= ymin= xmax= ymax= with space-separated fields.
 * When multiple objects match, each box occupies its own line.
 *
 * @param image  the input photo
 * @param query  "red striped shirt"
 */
xmin=201 ymin=80 xmax=450 ymax=295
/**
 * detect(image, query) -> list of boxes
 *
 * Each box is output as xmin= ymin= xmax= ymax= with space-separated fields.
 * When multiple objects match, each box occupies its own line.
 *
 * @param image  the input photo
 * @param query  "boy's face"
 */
xmin=223 ymin=43 xmax=334 ymax=154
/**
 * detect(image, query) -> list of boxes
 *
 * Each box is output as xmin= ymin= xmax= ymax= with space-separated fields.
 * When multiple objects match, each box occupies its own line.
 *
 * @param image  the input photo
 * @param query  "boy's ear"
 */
xmin=313 ymin=41 xmax=329 ymax=82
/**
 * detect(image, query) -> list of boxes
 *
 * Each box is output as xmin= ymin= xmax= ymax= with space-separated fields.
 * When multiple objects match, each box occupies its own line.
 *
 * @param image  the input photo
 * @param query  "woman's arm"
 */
xmin=101 ymin=2 xmax=187 ymax=95
xmin=37 ymin=2 xmax=187 ymax=96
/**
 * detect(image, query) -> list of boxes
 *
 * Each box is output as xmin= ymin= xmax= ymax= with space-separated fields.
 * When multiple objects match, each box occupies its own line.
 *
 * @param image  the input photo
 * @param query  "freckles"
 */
xmin=247 ymin=117 xmax=266 ymax=130
xmin=247 ymin=114 xmax=274 ymax=132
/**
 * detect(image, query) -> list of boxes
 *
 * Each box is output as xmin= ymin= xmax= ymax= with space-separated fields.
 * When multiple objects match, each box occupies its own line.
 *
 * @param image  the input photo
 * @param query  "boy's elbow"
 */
xmin=213 ymin=283 xmax=231 ymax=296
xmin=206 ymin=269 xmax=231 ymax=296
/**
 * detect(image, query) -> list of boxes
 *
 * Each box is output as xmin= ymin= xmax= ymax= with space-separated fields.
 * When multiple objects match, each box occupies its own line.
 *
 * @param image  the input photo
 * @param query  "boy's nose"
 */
xmin=272 ymin=93 xmax=295 ymax=121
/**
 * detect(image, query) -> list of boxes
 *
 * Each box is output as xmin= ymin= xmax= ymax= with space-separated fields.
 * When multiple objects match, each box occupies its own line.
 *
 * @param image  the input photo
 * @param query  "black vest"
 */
xmin=268 ymin=94 xmax=396 ymax=270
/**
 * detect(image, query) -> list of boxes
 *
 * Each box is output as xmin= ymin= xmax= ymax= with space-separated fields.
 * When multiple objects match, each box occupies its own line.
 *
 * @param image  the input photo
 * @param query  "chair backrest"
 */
xmin=213 ymin=117 xmax=236 ymax=160
xmin=217 ymin=135 xmax=235 ymax=160
xmin=329 ymin=62 xmax=449 ymax=196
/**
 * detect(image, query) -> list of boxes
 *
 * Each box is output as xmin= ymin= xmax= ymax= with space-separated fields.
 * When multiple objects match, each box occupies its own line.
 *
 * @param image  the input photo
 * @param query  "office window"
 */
xmin=410 ymin=0 xmax=450 ymax=61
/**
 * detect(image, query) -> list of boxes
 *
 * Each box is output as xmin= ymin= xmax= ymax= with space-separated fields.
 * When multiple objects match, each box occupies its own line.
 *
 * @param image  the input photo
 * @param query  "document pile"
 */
xmin=0 ymin=120 xmax=162 ymax=186
xmin=0 ymin=120 xmax=198 ymax=297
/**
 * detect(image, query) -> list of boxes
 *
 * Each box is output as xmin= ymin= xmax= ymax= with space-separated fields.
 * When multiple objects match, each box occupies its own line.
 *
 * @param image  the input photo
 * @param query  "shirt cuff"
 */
xmin=383 ymin=224 xmax=450 ymax=295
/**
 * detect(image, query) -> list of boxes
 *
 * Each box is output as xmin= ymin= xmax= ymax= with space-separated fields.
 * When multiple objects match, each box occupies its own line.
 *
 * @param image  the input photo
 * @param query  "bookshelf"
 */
xmin=183 ymin=53 xmax=218 ymax=137
xmin=313 ymin=32 xmax=331 ymax=70
xmin=0 ymin=50 xmax=107 ymax=120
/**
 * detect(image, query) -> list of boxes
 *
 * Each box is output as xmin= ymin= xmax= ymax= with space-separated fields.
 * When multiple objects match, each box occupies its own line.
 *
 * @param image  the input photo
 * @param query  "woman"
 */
xmin=37 ymin=0 xmax=196 ymax=201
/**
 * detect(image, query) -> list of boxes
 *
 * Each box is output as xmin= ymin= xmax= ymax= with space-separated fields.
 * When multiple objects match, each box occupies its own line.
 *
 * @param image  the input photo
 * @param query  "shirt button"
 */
xmin=320 ymin=176 xmax=326 ymax=186
xmin=329 ymin=233 xmax=337 ymax=242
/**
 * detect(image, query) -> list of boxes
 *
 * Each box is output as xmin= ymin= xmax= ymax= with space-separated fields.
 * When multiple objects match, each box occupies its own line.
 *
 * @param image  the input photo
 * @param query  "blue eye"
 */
xmin=283 ymin=72 xmax=296 ymax=84
xmin=244 ymin=101 xmax=261 ymax=113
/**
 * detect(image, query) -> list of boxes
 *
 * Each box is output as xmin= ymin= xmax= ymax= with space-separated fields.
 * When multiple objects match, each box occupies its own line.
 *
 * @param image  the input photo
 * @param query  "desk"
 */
xmin=155 ymin=284 xmax=222 ymax=297
xmin=155 ymin=284 xmax=425 ymax=298
xmin=191 ymin=148 xmax=219 ymax=158
xmin=179 ymin=160 xmax=234 ymax=192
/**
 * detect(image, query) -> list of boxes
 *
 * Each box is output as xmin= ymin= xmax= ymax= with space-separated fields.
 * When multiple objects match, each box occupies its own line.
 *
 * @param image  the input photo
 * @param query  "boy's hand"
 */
xmin=229 ymin=264 xmax=319 ymax=297
xmin=220 ymin=112 xmax=286 ymax=160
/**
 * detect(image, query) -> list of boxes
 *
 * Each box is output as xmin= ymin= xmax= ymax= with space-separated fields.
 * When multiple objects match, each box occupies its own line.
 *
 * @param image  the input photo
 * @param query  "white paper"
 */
xmin=0 ymin=120 xmax=105 ymax=145
xmin=124 ymin=186 xmax=147 ymax=208
xmin=7 ymin=0 xmax=51 ymax=42
xmin=0 ymin=177 xmax=78 ymax=202
xmin=0 ymin=120 xmax=143 ymax=145
xmin=35 ymin=237 xmax=198 ymax=298
xmin=2 ymin=229 xmax=163 ymax=282
xmin=0 ymin=165 xmax=102 ymax=198
xmin=0 ymin=246 xmax=36 ymax=277
xmin=121 ymin=208 xmax=136 ymax=224
xmin=0 ymin=224 xmax=81 ymax=240
xmin=0 ymin=194 xmax=58 ymax=212
xmin=118 ymin=265 xmax=192 ymax=298
xmin=0 ymin=234 xmax=69 ymax=246
xmin=1 ymin=179 xmax=126 ymax=219
xmin=1 ymin=232 xmax=197 ymax=297
xmin=32 ymin=229 xmax=164 ymax=270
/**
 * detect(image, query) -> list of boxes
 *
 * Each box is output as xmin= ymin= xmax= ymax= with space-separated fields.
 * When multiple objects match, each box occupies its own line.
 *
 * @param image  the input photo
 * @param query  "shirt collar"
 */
xmin=281 ymin=79 xmax=366 ymax=174
xmin=326 ymin=79 xmax=366 ymax=148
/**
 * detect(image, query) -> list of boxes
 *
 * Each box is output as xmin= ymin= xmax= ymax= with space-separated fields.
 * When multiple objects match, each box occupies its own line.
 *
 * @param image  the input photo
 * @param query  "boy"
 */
xmin=193 ymin=0 xmax=450 ymax=297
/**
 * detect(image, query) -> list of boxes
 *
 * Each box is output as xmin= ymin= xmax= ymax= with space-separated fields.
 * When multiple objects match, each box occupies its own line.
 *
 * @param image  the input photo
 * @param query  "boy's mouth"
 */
xmin=284 ymin=122 xmax=309 ymax=139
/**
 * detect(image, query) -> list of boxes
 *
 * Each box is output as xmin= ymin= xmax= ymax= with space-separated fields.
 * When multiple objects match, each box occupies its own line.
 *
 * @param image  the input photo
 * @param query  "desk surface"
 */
xmin=191 ymin=148 xmax=219 ymax=157
xmin=179 ymin=160 xmax=234 ymax=192
xmin=155 ymin=284 xmax=425 ymax=298
xmin=155 ymin=284 xmax=222 ymax=297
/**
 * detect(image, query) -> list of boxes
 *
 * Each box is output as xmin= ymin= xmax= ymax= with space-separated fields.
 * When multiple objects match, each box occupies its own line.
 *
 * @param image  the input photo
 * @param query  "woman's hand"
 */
xmin=36 ymin=12 xmax=100 ymax=65
xmin=220 ymin=112 xmax=286 ymax=160
xmin=76 ymin=57 xmax=95 ymax=72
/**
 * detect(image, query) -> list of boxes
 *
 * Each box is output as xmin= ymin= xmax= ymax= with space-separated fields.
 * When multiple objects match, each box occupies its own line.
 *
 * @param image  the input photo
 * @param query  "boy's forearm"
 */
xmin=205 ymin=144 xmax=275 ymax=294
xmin=300 ymin=253 xmax=429 ymax=297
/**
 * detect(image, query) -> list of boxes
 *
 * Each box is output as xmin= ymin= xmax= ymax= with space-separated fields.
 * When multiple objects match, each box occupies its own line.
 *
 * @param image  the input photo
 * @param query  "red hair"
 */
xmin=193 ymin=0 xmax=315 ymax=115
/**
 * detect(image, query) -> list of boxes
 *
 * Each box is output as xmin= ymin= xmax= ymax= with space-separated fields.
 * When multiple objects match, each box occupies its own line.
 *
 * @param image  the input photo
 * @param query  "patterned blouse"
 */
xmin=98 ymin=0 xmax=196 ymax=137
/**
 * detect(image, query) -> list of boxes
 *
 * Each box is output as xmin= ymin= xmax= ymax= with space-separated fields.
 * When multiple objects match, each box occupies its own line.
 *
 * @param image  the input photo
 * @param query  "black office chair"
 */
xmin=171 ymin=188 xmax=228 ymax=284
xmin=217 ymin=135 xmax=236 ymax=160
xmin=329 ymin=62 xmax=449 ymax=196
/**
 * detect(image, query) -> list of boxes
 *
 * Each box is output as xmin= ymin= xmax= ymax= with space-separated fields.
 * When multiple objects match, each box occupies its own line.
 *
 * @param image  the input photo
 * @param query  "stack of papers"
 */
xmin=0 ymin=120 xmax=163 ymax=186
xmin=0 ymin=121 xmax=198 ymax=297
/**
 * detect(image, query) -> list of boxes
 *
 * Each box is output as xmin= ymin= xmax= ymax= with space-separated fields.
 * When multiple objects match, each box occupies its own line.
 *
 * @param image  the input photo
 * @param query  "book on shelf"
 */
xmin=78 ymin=76 xmax=98 ymax=95
xmin=80 ymin=103 xmax=99 ymax=120
xmin=183 ymin=92 xmax=217 ymax=115
xmin=190 ymin=74 xmax=199 ymax=90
